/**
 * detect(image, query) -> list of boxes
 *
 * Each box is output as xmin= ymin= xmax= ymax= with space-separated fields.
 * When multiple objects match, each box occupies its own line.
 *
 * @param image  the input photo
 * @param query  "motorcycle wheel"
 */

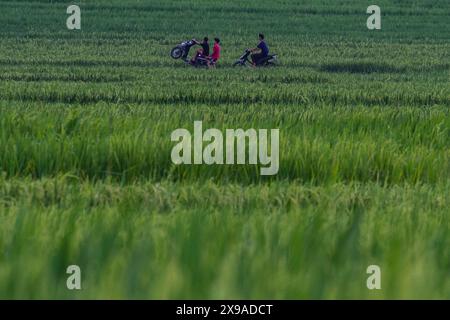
xmin=170 ymin=46 xmax=183 ymax=59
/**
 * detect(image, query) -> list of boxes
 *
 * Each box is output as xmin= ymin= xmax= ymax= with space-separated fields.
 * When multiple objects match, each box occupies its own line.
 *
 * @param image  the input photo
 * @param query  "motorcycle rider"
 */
xmin=191 ymin=37 xmax=210 ymax=64
xmin=249 ymin=33 xmax=269 ymax=66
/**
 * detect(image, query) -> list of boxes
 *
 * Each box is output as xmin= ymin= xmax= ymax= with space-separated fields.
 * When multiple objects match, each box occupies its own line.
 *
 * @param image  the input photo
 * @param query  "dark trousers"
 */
xmin=251 ymin=53 xmax=265 ymax=65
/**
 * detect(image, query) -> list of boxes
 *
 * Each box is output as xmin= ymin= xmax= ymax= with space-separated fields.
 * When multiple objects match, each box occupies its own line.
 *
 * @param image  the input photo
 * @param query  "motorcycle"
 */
xmin=170 ymin=39 xmax=215 ymax=68
xmin=170 ymin=39 xmax=198 ymax=62
xmin=233 ymin=49 xmax=278 ymax=67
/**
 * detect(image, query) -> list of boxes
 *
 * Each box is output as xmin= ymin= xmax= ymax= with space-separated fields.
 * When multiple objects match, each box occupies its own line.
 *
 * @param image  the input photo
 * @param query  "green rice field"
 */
xmin=0 ymin=0 xmax=449 ymax=299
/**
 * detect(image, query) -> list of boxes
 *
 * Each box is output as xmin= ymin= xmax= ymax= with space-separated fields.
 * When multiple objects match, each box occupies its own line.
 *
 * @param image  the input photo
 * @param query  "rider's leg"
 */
xmin=251 ymin=53 xmax=263 ymax=65
xmin=208 ymin=58 xmax=216 ymax=69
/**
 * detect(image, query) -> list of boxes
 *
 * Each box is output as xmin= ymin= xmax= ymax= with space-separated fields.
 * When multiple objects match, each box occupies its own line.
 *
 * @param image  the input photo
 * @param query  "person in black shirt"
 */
xmin=199 ymin=37 xmax=210 ymax=56
xmin=191 ymin=37 xmax=210 ymax=64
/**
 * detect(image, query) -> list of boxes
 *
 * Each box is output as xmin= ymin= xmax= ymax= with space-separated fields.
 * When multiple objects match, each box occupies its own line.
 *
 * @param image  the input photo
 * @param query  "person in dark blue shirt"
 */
xmin=250 ymin=34 xmax=269 ymax=66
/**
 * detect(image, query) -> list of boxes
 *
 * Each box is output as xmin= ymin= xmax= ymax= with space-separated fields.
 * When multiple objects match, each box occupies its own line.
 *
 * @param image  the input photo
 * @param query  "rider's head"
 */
xmin=203 ymin=37 xmax=209 ymax=43
xmin=214 ymin=38 xmax=220 ymax=44
xmin=259 ymin=33 xmax=265 ymax=41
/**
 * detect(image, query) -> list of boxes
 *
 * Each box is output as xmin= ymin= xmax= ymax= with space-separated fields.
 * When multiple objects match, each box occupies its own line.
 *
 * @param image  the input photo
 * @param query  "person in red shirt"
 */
xmin=208 ymin=38 xmax=221 ymax=68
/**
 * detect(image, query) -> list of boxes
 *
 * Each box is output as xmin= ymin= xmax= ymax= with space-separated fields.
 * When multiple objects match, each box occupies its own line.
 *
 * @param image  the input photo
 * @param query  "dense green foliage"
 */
xmin=0 ymin=0 xmax=449 ymax=299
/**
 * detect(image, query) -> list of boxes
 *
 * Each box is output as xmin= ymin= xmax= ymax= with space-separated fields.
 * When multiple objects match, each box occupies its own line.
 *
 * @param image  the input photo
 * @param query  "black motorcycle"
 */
xmin=170 ymin=39 xmax=215 ymax=68
xmin=170 ymin=39 xmax=197 ymax=62
xmin=233 ymin=49 xmax=278 ymax=67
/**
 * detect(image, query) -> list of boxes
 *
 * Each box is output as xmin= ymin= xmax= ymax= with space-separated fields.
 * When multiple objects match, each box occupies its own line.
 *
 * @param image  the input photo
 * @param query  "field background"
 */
xmin=0 ymin=0 xmax=449 ymax=299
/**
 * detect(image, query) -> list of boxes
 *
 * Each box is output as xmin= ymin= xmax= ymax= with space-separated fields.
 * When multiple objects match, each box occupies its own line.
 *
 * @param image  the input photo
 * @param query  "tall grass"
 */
xmin=0 ymin=102 xmax=449 ymax=184
xmin=1 ymin=178 xmax=449 ymax=299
